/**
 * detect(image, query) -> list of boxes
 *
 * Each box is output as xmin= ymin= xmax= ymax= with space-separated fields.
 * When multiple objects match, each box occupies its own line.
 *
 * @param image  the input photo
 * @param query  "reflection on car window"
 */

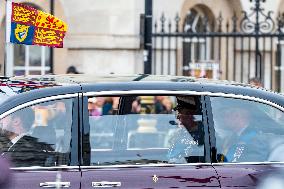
xmin=88 ymin=97 xmax=119 ymax=116
xmin=88 ymin=95 xmax=205 ymax=165
xmin=0 ymin=98 xmax=74 ymax=167
xmin=211 ymin=97 xmax=284 ymax=163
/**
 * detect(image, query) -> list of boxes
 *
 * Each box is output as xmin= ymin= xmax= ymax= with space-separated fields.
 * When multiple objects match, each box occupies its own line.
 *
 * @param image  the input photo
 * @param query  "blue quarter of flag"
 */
xmin=10 ymin=22 xmax=35 ymax=45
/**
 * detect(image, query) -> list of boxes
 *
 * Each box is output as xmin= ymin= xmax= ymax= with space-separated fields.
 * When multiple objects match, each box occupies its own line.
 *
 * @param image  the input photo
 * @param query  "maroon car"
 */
xmin=0 ymin=74 xmax=283 ymax=188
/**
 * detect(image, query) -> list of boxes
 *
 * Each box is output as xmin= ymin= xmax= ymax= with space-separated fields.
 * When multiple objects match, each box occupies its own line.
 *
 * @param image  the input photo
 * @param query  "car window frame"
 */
xmin=81 ymin=90 xmax=212 ymax=166
xmin=0 ymin=93 xmax=80 ymax=169
xmin=205 ymin=94 xmax=284 ymax=165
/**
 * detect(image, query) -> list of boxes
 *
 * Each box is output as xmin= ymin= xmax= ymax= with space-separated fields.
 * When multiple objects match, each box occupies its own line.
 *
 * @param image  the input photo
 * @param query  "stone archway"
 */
xmin=180 ymin=0 xmax=243 ymax=32
xmin=182 ymin=4 xmax=215 ymax=33
xmin=180 ymin=4 xmax=216 ymax=77
xmin=177 ymin=0 xmax=243 ymax=78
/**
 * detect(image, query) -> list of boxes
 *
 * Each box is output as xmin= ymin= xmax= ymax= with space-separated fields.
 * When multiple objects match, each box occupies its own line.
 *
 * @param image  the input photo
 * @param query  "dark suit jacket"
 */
xmin=5 ymin=135 xmax=55 ymax=167
xmin=0 ymin=134 xmax=10 ymax=153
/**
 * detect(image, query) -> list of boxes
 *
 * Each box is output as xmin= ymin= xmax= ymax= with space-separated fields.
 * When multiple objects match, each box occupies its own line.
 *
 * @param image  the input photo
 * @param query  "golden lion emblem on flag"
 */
xmin=14 ymin=24 xmax=30 ymax=42
xmin=9 ymin=3 xmax=67 ymax=47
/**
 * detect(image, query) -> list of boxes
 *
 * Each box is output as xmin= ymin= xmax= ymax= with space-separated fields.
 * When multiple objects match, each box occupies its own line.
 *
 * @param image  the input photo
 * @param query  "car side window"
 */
xmin=0 ymin=98 xmax=74 ymax=167
xmin=211 ymin=97 xmax=284 ymax=163
xmin=87 ymin=95 xmax=205 ymax=165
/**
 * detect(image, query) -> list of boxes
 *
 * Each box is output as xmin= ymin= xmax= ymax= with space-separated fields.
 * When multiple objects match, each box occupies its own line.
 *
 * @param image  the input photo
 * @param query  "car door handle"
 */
xmin=39 ymin=181 xmax=71 ymax=188
xmin=92 ymin=181 xmax=121 ymax=187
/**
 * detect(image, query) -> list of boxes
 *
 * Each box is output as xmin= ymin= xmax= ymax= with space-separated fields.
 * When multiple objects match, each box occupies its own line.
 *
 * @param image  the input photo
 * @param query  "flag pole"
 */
xmin=50 ymin=0 xmax=54 ymax=74
xmin=5 ymin=0 xmax=13 ymax=77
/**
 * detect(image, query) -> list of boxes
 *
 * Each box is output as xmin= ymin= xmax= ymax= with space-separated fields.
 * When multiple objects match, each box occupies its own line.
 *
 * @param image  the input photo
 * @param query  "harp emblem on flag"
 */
xmin=15 ymin=24 xmax=30 ymax=42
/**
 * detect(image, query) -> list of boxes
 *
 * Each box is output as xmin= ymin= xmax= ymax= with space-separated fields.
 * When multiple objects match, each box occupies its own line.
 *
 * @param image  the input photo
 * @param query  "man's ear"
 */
xmin=12 ymin=117 xmax=22 ymax=127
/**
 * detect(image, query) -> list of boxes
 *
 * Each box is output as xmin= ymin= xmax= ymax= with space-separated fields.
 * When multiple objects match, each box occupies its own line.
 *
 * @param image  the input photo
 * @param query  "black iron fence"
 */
xmin=151 ymin=0 xmax=284 ymax=91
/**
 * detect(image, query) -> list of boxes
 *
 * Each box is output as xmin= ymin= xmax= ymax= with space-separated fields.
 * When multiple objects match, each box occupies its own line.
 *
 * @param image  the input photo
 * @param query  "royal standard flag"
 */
xmin=6 ymin=2 xmax=67 ymax=48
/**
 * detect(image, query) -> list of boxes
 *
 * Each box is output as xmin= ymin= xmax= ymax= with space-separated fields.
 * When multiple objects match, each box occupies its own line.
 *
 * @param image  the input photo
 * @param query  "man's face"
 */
xmin=0 ymin=115 xmax=24 ymax=137
xmin=177 ymin=108 xmax=197 ymax=129
xmin=251 ymin=81 xmax=262 ymax=87
xmin=0 ymin=116 xmax=13 ymax=132
xmin=223 ymin=108 xmax=249 ymax=133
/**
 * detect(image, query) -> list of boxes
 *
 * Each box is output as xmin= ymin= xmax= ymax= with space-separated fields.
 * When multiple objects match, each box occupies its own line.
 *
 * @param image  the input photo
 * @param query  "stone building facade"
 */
xmin=0 ymin=0 xmax=282 ymax=82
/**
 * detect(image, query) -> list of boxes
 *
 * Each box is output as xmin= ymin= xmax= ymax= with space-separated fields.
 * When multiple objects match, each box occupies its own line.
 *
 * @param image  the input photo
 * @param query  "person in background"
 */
xmin=161 ymin=97 xmax=173 ymax=114
xmin=249 ymin=77 xmax=263 ymax=87
xmin=131 ymin=97 xmax=141 ymax=114
xmin=111 ymin=97 xmax=120 ymax=113
xmin=154 ymin=96 xmax=166 ymax=114
xmin=102 ymin=98 xmax=113 ymax=115
xmin=66 ymin=66 xmax=80 ymax=74
xmin=88 ymin=98 xmax=102 ymax=117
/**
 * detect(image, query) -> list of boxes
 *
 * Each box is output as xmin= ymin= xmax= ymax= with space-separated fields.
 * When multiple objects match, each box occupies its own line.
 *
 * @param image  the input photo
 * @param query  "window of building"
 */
xmin=182 ymin=6 xmax=218 ymax=78
xmin=14 ymin=45 xmax=51 ymax=75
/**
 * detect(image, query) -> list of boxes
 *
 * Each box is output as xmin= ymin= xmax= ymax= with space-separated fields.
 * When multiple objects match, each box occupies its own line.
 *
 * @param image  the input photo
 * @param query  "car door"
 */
xmin=207 ymin=95 xmax=284 ymax=188
xmin=80 ymin=92 xmax=220 ymax=188
xmin=0 ymin=95 xmax=81 ymax=189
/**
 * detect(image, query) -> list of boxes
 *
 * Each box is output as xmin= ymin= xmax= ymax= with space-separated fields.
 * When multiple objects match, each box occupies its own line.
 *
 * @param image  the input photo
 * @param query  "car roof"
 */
xmin=0 ymin=74 xmax=284 ymax=111
xmin=0 ymin=73 xmax=259 ymax=87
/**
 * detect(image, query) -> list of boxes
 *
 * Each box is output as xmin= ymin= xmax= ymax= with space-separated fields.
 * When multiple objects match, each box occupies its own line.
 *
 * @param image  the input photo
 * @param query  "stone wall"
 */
xmin=61 ymin=0 xmax=144 ymax=74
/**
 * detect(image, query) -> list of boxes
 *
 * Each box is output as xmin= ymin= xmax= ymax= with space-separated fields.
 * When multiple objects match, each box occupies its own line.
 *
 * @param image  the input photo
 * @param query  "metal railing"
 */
xmin=150 ymin=0 xmax=284 ymax=91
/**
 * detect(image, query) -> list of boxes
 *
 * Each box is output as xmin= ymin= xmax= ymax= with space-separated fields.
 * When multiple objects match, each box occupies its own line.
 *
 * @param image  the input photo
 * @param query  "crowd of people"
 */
xmin=87 ymin=96 xmax=175 ymax=116
xmin=88 ymin=97 xmax=120 ymax=116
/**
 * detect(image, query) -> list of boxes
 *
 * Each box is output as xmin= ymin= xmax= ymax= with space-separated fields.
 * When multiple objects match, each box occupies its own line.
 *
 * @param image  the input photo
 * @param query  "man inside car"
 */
xmin=167 ymin=96 xmax=204 ymax=163
xmin=216 ymin=101 xmax=270 ymax=163
xmin=0 ymin=107 xmax=54 ymax=167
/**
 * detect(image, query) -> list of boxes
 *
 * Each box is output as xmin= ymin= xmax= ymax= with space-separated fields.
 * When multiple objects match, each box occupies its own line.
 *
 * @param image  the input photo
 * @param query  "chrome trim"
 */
xmin=12 ymin=162 xmax=284 ymax=170
xmin=11 ymin=166 xmax=79 ymax=171
xmin=84 ymin=90 xmax=284 ymax=111
xmin=81 ymin=162 xmax=284 ymax=169
xmin=92 ymin=181 xmax=121 ymax=188
xmin=0 ymin=93 xmax=78 ymax=119
xmin=40 ymin=182 xmax=70 ymax=188
xmin=80 ymin=163 xmax=212 ymax=169
xmin=212 ymin=162 xmax=284 ymax=165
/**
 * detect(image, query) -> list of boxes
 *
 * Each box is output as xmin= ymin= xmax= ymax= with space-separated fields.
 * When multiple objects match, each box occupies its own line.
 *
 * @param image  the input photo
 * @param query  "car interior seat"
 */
xmin=31 ymin=125 xmax=56 ymax=149
xmin=127 ymin=131 xmax=166 ymax=148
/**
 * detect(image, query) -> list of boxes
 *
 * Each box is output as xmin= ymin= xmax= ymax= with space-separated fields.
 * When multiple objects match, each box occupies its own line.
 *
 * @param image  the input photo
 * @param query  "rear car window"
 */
xmin=211 ymin=97 xmax=284 ymax=163
xmin=0 ymin=98 xmax=75 ymax=167
xmin=87 ymin=95 xmax=206 ymax=165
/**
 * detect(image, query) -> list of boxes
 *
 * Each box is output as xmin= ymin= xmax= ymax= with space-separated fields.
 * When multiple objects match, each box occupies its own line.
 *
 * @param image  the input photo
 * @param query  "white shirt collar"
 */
xmin=10 ymin=133 xmax=26 ymax=145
